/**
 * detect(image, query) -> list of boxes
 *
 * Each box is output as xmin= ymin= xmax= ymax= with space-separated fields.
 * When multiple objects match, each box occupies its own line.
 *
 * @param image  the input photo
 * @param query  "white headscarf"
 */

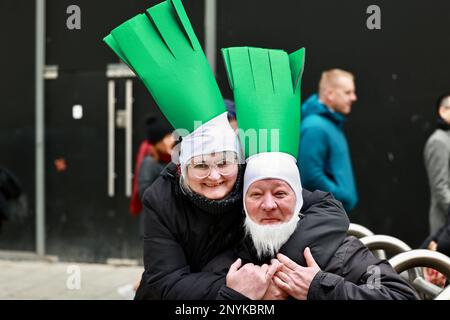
xmin=243 ymin=152 xmax=303 ymax=215
xmin=179 ymin=112 xmax=242 ymax=176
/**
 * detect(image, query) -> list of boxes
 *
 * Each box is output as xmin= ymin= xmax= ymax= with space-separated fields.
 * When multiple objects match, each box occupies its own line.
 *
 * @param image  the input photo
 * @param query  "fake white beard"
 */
xmin=244 ymin=213 xmax=300 ymax=260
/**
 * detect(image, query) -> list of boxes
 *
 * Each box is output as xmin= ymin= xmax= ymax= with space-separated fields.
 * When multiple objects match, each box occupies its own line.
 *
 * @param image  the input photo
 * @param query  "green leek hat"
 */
xmin=104 ymin=0 xmax=226 ymax=134
xmin=104 ymin=0 xmax=241 ymax=170
xmin=222 ymin=46 xmax=306 ymax=215
xmin=222 ymin=46 xmax=305 ymax=159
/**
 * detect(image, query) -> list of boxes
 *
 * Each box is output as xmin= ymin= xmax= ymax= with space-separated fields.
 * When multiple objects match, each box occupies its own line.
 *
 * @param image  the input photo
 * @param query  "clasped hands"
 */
xmin=226 ymin=247 xmax=321 ymax=300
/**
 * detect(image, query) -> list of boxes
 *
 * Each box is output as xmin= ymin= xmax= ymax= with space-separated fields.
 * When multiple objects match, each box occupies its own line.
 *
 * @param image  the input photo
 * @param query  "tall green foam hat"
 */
xmin=103 ymin=0 xmax=226 ymax=134
xmin=223 ymin=46 xmax=306 ymax=219
xmin=221 ymin=46 xmax=305 ymax=159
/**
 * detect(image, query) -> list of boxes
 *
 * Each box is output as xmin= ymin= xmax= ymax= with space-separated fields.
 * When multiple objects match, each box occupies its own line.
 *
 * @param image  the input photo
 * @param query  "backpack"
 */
xmin=0 ymin=166 xmax=27 ymax=228
xmin=0 ymin=166 xmax=23 ymax=200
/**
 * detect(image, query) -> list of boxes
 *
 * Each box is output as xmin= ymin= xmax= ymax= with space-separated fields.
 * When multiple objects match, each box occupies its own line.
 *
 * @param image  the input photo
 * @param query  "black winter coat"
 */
xmin=212 ymin=236 xmax=419 ymax=300
xmin=135 ymin=163 xmax=350 ymax=300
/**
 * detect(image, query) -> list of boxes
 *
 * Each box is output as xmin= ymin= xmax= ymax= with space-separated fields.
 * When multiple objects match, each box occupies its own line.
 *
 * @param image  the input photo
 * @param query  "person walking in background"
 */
xmin=424 ymin=92 xmax=450 ymax=235
xmin=130 ymin=114 xmax=174 ymax=221
xmin=298 ymin=69 xmax=358 ymax=212
xmin=421 ymin=92 xmax=450 ymax=288
xmin=126 ymin=115 xmax=174 ymax=298
xmin=136 ymin=115 xmax=175 ymax=202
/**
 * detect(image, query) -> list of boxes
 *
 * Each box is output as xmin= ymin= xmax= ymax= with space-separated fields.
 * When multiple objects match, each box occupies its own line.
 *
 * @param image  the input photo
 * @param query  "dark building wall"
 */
xmin=1 ymin=0 xmax=448 ymax=261
xmin=0 ymin=0 xmax=205 ymax=262
xmin=0 ymin=0 xmax=36 ymax=250
xmin=43 ymin=0 xmax=205 ymax=262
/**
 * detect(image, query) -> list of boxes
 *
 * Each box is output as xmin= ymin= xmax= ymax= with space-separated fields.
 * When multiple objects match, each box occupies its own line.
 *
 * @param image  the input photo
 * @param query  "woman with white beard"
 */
xmin=207 ymin=46 xmax=418 ymax=300
xmin=104 ymin=1 xmax=349 ymax=300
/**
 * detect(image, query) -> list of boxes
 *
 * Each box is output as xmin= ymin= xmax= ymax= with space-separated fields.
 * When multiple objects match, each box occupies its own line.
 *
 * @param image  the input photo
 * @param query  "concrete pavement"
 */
xmin=0 ymin=258 xmax=143 ymax=300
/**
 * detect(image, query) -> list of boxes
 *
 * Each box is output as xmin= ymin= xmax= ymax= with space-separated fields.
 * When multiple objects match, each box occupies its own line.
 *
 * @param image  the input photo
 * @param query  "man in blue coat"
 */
xmin=298 ymin=69 xmax=358 ymax=212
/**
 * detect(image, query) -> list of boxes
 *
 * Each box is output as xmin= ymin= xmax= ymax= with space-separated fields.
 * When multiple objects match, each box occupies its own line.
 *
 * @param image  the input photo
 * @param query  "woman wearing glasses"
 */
xmin=135 ymin=112 xmax=248 ymax=300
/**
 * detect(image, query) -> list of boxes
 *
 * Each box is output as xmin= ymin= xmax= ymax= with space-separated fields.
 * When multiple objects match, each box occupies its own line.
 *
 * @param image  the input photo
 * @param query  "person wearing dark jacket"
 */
xmin=136 ymin=115 xmax=175 ymax=201
xmin=104 ymin=0 xmax=249 ymax=300
xmin=205 ymin=176 xmax=418 ymax=300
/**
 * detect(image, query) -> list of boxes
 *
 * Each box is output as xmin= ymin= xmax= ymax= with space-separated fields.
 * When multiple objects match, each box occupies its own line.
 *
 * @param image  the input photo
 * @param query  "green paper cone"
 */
xmin=222 ymin=46 xmax=306 ymax=159
xmin=103 ymin=0 xmax=225 ymax=134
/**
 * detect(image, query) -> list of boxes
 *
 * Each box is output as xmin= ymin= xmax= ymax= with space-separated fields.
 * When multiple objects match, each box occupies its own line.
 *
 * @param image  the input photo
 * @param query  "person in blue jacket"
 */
xmin=298 ymin=69 xmax=358 ymax=212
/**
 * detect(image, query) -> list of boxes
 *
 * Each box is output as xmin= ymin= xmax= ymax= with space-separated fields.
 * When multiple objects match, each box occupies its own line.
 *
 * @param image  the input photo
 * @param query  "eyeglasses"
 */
xmin=188 ymin=153 xmax=238 ymax=179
